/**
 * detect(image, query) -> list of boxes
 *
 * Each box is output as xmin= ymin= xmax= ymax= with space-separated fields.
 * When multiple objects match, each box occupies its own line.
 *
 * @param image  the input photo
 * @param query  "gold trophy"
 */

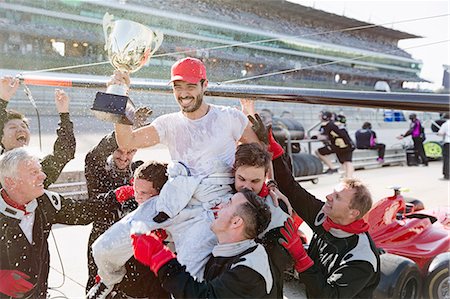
xmin=91 ymin=12 xmax=163 ymax=125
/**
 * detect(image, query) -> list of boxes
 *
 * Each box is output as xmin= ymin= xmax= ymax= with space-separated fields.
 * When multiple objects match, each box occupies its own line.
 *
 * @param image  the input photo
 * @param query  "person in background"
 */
xmin=0 ymin=76 xmax=76 ymax=188
xmin=314 ymin=111 xmax=355 ymax=178
xmin=131 ymin=189 xmax=276 ymax=298
xmin=355 ymin=122 xmax=386 ymax=163
xmin=437 ymin=113 xmax=449 ymax=180
xmin=397 ymin=113 xmax=428 ymax=166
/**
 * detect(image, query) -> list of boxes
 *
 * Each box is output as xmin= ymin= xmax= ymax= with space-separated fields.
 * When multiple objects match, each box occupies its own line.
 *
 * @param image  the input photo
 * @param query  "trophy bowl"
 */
xmin=91 ymin=12 xmax=163 ymax=125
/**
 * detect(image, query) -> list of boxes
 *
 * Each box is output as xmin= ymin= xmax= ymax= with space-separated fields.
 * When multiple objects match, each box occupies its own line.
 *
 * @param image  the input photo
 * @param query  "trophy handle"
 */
xmin=103 ymin=12 xmax=115 ymax=51
xmin=150 ymin=31 xmax=164 ymax=56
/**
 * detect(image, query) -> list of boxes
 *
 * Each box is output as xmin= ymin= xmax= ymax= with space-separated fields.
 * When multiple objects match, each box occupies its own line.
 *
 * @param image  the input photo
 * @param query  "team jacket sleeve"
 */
xmin=41 ymin=113 xmax=76 ymax=188
xmin=272 ymin=154 xmax=324 ymax=228
xmin=51 ymin=191 xmax=121 ymax=225
xmin=0 ymin=99 xmax=8 ymax=144
xmin=158 ymin=260 xmax=269 ymax=299
xmin=300 ymin=260 xmax=377 ymax=298
xmin=84 ymin=131 xmax=118 ymax=197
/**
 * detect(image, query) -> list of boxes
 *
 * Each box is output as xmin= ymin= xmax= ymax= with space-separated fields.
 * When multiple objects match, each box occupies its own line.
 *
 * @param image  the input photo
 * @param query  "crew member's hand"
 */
xmin=114 ymin=185 xmax=134 ymax=204
xmin=279 ymin=217 xmax=313 ymax=273
xmin=107 ymin=70 xmax=131 ymax=90
xmin=133 ymin=106 xmax=153 ymax=129
xmin=0 ymin=76 xmax=20 ymax=102
xmin=396 ymin=135 xmax=404 ymax=140
xmin=269 ymin=188 xmax=293 ymax=215
xmin=267 ymin=126 xmax=284 ymax=159
xmin=239 ymin=98 xmax=256 ymax=115
xmin=0 ymin=270 xmax=34 ymax=298
xmin=248 ymin=114 xmax=269 ymax=145
xmin=131 ymin=233 xmax=176 ymax=275
xmin=54 ymin=89 xmax=69 ymax=113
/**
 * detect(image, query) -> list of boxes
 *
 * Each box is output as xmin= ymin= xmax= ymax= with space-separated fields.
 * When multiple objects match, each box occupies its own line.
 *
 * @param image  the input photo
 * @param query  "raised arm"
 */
xmin=41 ymin=89 xmax=76 ymax=188
xmin=114 ymin=123 xmax=160 ymax=150
xmin=0 ymin=77 xmax=20 ymax=142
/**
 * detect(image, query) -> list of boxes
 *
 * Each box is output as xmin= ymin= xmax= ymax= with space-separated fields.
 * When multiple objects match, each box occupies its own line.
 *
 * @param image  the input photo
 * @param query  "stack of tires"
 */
xmin=291 ymin=153 xmax=323 ymax=178
xmin=272 ymin=117 xmax=305 ymax=153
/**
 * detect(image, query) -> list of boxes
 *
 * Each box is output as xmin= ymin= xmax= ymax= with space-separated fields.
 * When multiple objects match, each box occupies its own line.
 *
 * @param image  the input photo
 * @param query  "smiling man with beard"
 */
xmin=113 ymin=57 xmax=259 ymax=177
xmin=0 ymin=77 xmax=76 ymax=189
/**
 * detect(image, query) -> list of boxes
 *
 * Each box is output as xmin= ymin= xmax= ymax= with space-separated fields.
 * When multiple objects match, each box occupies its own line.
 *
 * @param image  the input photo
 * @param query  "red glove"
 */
xmin=279 ymin=217 xmax=313 ymax=273
xmin=131 ymin=233 xmax=176 ymax=275
xmin=152 ymin=228 xmax=168 ymax=241
xmin=115 ymin=185 xmax=134 ymax=204
xmin=267 ymin=127 xmax=284 ymax=160
xmin=0 ymin=270 xmax=34 ymax=298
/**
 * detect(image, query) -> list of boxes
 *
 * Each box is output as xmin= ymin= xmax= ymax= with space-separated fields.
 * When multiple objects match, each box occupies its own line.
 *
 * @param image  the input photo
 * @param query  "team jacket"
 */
xmin=273 ymin=155 xmax=380 ymax=298
xmin=320 ymin=121 xmax=354 ymax=152
xmin=0 ymin=99 xmax=76 ymax=189
xmin=157 ymin=241 xmax=276 ymax=298
xmin=0 ymin=190 xmax=117 ymax=299
xmin=84 ymin=132 xmax=164 ymax=298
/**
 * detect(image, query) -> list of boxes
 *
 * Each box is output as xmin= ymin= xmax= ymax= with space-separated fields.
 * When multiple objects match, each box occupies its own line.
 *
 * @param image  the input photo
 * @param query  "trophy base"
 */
xmin=91 ymin=91 xmax=135 ymax=125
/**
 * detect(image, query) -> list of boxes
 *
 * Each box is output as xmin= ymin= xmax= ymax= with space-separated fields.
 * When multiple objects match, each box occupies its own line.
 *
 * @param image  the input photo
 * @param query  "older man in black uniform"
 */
xmin=0 ymin=148 xmax=117 ymax=299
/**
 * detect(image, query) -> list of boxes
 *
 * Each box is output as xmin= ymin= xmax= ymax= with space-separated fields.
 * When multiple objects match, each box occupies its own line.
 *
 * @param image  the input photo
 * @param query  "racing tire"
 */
xmin=424 ymin=141 xmax=443 ymax=160
xmin=292 ymin=153 xmax=307 ymax=177
xmin=272 ymin=117 xmax=305 ymax=154
xmin=374 ymin=253 xmax=422 ymax=299
xmin=423 ymin=252 xmax=450 ymax=299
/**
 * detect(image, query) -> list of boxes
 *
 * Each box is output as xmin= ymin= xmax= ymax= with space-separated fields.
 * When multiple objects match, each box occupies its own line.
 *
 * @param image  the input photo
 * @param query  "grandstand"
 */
xmin=0 ymin=0 xmax=426 ymax=91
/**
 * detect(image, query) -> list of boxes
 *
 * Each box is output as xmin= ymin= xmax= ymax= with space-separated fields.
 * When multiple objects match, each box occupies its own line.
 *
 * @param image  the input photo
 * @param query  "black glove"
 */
xmin=248 ymin=114 xmax=269 ymax=145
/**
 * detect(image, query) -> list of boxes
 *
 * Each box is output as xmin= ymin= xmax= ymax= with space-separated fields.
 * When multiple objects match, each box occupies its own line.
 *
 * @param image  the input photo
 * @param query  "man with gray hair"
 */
xmin=0 ymin=148 xmax=116 ymax=299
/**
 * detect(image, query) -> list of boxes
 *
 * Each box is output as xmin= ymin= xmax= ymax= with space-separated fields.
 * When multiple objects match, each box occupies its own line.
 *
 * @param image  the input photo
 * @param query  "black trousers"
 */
xmin=412 ymin=137 xmax=428 ymax=165
xmin=443 ymin=143 xmax=449 ymax=179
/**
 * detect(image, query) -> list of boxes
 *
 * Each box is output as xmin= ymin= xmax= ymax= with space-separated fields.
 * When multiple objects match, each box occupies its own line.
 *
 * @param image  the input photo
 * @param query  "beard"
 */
xmin=178 ymin=94 xmax=203 ymax=113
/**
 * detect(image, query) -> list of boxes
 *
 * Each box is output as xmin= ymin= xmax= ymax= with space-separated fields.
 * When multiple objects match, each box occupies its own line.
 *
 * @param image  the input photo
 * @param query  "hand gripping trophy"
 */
xmin=92 ymin=13 xmax=163 ymax=125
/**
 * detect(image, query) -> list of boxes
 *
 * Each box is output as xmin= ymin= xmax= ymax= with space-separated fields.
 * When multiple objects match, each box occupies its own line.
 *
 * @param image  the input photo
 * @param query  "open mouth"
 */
xmin=16 ymin=136 xmax=27 ymax=144
xmin=179 ymin=98 xmax=194 ymax=106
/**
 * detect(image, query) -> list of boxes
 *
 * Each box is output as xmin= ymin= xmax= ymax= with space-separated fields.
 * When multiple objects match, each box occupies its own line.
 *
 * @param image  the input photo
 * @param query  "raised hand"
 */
xmin=0 ymin=76 xmax=20 ymax=102
xmin=54 ymin=89 xmax=70 ymax=113
xmin=133 ymin=106 xmax=153 ymax=129
xmin=248 ymin=113 xmax=269 ymax=145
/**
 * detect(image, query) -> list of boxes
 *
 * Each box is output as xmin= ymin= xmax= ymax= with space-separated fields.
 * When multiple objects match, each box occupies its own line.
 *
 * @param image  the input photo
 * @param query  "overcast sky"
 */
xmin=289 ymin=0 xmax=450 ymax=90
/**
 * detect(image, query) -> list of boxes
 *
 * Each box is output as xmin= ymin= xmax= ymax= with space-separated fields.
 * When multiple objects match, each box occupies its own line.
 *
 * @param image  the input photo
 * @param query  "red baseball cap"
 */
xmin=170 ymin=57 xmax=207 ymax=84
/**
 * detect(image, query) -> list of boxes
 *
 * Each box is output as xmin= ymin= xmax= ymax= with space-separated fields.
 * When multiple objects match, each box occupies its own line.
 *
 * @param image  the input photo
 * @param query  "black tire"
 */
xmin=272 ymin=117 xmax=305 ymax=140
xmin=310 ymin=154 xmax=323 ymax=175
xmin=292 ymin=153 xmax=320 ymax=177
xmin=423 ymin=253 xmax=450 ymax=299
xmin=303 ymin=154 xmax=317 ymax=176
xmin=292 ymin=153 xmax=306 ymax=177
xmin=374 ymin=253 xmax=422 ymax=299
